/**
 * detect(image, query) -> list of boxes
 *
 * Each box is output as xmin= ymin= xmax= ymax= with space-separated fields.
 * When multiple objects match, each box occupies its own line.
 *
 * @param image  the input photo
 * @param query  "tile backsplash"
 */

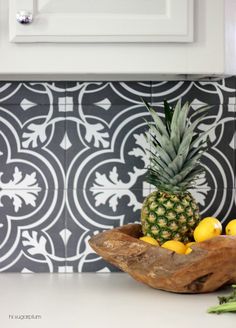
xmin=0 ymin=79 xmax=235 ymax=273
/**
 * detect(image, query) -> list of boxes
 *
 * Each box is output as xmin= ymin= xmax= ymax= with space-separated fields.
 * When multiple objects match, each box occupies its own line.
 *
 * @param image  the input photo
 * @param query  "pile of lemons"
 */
xmin=139 ymin=218 xmax=236 ymax=255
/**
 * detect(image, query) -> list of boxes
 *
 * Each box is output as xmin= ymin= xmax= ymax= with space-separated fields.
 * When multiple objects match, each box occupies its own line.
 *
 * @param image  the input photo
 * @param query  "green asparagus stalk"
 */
xmin=207 ymin=301 xmax=236 ymax=314
xmin=207 ymin=285 xmax=236 ymax=314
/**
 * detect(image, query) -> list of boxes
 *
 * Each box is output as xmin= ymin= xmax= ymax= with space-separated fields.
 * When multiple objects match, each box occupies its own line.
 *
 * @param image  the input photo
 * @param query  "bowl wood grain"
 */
xmin=89 ymin=223 xmax=236 ymax=293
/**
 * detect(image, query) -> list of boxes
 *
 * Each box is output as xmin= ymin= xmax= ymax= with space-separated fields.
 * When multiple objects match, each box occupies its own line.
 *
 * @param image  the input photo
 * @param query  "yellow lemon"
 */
xmin=185 ymin=242 xmax=196 ymax=255
xmin=161 ymin=240 xmax=186 ymax=254
xmin=193 ymin=220 xmax=221 ymax=242
xmin=225 ymin=219 xmax=236 ymax=236
xmin=139 ymin=236 xmax=159 ymax=246
xmin=185 ymin=247 xmax=193 ymax=255
xmin=199 ymin=217 xmax=222 ymax=234
xmin=186 ymin=241 xmax=196 ymax=247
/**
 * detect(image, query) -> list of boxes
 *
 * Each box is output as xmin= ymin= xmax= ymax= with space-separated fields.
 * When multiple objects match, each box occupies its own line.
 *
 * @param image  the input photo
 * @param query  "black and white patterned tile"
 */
xmin=0 ymin=79 xmax=235 ymax=272
xmin=66 ymin=81 xmax=152 ymax=105
xmin=192 ymin=104 xmax=235 ymax=191
xmin=65 ymin=104 xmax=151 ymax=188
xmin=151 ymin=78 xmax=236 ymax=105
xmin=194 ymin=188 xmax=236 ymax=224
xmin=0 ymin=189 xmax=66 ymax=272
xmin=0 ymin=82 xmax=66 ymax=105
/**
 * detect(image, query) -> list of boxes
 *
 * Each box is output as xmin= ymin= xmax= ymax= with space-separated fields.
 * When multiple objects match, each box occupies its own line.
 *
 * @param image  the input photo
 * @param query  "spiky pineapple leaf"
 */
xmin=177 ymin=102 xmax=190 ymax=138
xmin=187 ymin=135 xmax=210 ymax=161
xmin=148 ymin=168 xmax=172 ymax=184
xmin=146 ymin=121 xmax=177 ymax=160
xmin=148 ymin=150 xmax=176 ymax=177
xmin=170 ymin=100 xmax=182 ymax=151
xmin=143 ymin=100 xmax=169 ymax=138
xmin=180 ymin=167 xmax=205 ymax=184
xmin=147 ymin=134 xmax=173 ymax=166
xmin=173 ymin=112 xmax=208 ymax=168
xmin=172 ymin=152 xmax=203 ymax=184
xmin=189 ymin=124 xmax=216 ymax=150
xmin=164 ymin=99 xmax=174 ymax=135
xmin=167 ymin=153 xmax=185 ymax=174
xmin=189 ymin=105 xmax=213 ymax=122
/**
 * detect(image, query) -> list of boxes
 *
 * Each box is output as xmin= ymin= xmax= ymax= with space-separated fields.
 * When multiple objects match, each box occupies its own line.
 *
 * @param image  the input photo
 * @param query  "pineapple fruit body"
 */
xmin=141 ymin=190 xmax=201 ymax=244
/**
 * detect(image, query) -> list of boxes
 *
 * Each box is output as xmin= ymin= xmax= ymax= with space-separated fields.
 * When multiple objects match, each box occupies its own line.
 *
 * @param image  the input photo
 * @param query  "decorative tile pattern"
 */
xmin=0 ymin=79 xmax=235 ymax=272
xmin=151 ymin=78 xmax=236 ymax=105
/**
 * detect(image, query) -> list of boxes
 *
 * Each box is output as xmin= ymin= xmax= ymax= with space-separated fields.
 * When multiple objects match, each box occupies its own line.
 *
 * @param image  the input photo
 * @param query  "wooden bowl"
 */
xmin=89 ymin=223 xmax=236 ymax=293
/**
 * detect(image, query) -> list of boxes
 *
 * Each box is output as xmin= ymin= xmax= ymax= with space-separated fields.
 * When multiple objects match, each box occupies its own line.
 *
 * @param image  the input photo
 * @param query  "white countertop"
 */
xmin=0 ymin=273 xmax=235 ymax=328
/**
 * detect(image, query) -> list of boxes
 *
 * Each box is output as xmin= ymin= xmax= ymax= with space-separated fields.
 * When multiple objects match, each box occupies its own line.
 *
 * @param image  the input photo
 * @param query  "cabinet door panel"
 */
xmin=9 ymin=0 xmax=194 ymax=43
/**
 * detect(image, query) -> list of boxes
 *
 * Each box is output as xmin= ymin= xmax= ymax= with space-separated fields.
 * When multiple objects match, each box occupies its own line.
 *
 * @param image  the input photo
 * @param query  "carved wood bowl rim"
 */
xmin=89 ymin=223 xmax=236 ymax=294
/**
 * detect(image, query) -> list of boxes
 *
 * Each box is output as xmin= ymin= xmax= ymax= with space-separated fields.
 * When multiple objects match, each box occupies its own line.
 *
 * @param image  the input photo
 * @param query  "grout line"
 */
xmin=64 ymin=188 xmax=68 ymax=273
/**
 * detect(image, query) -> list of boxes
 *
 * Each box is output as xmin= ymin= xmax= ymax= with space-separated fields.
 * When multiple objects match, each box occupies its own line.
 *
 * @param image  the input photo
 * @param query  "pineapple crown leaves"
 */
xmin=142 ymin=99 xmax=215 ymax=192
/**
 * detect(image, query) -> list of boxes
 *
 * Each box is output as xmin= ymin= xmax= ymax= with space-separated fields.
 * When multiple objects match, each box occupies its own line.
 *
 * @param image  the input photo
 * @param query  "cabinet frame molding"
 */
xmin=9 ymin=0 xmax=194 ymax=43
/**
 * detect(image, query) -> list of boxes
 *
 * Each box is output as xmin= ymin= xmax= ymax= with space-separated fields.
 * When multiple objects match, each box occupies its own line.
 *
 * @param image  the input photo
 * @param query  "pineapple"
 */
xmin=141 ymin=99 xmax=213 ymax=244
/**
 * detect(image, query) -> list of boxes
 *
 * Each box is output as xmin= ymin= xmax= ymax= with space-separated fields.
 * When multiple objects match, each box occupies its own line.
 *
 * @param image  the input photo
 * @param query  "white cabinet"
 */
xmin=0 ymin=0 xmax=235 ymax=80
xmin=9 ymin=0 xmax=194 ymax=43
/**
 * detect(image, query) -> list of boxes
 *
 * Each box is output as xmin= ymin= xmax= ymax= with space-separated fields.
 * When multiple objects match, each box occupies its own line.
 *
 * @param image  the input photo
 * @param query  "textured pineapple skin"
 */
xmin=141 ymin=190 xmax=201 ymax=245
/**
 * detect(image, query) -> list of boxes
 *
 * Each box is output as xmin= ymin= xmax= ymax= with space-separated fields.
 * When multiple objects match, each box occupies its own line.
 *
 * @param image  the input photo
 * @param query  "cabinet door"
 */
xmin=9 ymin=0 xmax=194 ymax=43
